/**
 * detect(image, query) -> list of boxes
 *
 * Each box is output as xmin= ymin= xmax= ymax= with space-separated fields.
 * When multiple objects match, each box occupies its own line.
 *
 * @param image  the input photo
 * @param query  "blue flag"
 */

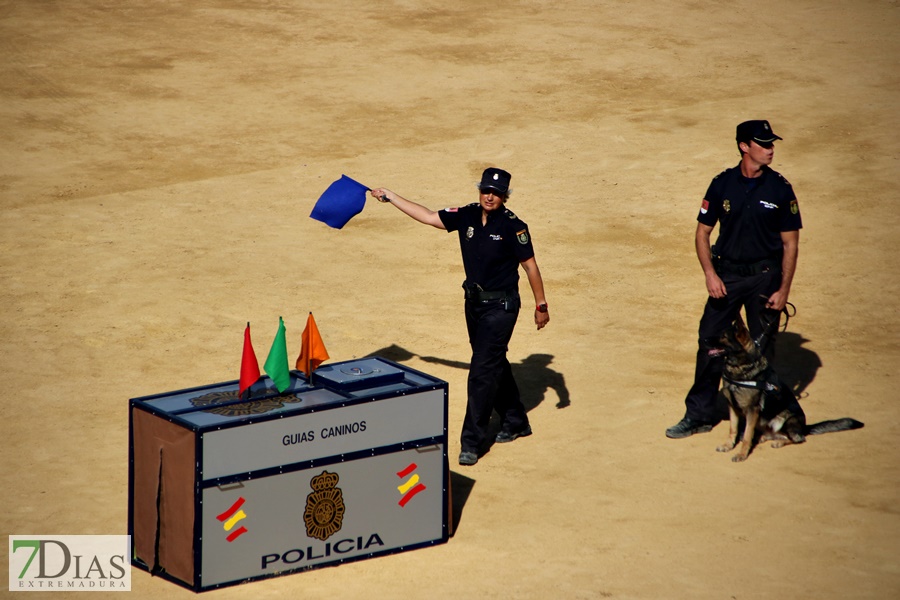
xmin=310 ymin=175 xmax=370 ymax=229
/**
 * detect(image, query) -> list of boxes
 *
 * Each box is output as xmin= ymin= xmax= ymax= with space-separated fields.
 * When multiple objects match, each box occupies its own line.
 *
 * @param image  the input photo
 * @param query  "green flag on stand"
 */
xmin=264 ymin=316 xmax=291 ymax=393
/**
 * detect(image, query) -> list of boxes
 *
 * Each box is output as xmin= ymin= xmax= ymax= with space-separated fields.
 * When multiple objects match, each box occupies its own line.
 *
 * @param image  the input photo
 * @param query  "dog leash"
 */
xmin=753 ymin=301 xmax=797 ymax=349
xmin=780 ymin=302 xmax=797 ymax=332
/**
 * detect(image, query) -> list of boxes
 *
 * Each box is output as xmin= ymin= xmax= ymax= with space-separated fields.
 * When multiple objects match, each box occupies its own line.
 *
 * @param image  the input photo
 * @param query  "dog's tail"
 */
xmin=806 ymin=418 xmax=865 ymax=436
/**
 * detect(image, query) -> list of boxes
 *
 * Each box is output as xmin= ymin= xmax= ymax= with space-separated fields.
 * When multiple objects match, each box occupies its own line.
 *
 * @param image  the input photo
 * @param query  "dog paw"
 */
xmin=716 ymin=444 xmax=734 ymax=453
xmin=732 ymin=454 xmax=748 ymax=462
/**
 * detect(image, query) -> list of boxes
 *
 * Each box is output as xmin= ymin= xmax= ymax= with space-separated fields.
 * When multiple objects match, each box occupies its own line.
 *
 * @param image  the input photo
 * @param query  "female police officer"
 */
xmin=371 ymin=167 xmax=549 ymax=465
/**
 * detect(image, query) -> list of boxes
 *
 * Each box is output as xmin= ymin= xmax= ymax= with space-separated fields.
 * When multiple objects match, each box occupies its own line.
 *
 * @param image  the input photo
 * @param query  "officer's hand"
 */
xmin=534 ymin=309 xmax=549 ymax=330
xmin=766 ymin=289 xmax=789 ymax=311
xmin=705 ymin=272 xmax=727 ymax=298
xmin=370 ymin=188 xmax=392 ymax=203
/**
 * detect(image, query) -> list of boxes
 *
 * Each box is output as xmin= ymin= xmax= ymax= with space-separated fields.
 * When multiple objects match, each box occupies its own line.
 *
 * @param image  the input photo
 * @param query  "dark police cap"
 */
xmin=736 ymin=120 xmax=783 ymax=144
xmin=478 ymin=167 xmax=512 ymax=195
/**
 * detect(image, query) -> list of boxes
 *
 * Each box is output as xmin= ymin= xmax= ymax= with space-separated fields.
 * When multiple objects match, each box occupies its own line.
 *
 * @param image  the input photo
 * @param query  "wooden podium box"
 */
xmin=128 ymin=357 xmax=449 ymax=592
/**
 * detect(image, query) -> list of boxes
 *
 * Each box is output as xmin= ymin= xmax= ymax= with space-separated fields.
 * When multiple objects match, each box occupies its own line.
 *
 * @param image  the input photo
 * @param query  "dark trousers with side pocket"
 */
xmin=461 ymin=295 xmax=529 ymax=453
xmin=683 ymin=270 xmax=783 ymax=423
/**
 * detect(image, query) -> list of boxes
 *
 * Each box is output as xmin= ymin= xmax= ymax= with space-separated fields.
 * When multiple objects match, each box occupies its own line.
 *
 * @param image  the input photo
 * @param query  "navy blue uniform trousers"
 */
xmin=461 ymin=297 xmax=529 ymax=453
xmin=683 ymin=270 xmax=783 ymax=423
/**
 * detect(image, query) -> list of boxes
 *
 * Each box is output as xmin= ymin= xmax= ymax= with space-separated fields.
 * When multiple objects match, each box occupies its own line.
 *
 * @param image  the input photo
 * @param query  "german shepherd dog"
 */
xmin=716 ymin=314 xmax=863 ymax=462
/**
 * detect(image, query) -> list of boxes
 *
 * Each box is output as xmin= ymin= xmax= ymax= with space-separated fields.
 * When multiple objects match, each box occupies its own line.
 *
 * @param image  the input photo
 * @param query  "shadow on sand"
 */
xmin=366 ymin=344 xmax=570 ymax=412
xmin=365 ymin=344 xmax=569 ymax=533
xmin=773 ymin=330 xmax=823 ymax=398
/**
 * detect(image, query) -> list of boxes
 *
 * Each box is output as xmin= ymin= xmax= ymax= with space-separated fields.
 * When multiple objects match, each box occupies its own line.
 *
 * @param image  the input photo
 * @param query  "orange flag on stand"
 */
xmin=296 ymin=312 xmax=329 ymax=377
xmin=239 ymin=322 xmax=261 ymax=398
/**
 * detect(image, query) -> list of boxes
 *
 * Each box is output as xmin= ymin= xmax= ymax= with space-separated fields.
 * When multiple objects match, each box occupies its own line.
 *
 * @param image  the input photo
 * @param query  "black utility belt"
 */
xmin=713 ymin=256 xmax=780 ymax=277
xmin=462 ymin=282 xmax=518 ymax=303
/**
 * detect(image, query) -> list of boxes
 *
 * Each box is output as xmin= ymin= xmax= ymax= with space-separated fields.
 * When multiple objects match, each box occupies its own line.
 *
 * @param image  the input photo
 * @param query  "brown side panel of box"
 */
xmin=132 ymin=408 xmax=196 ymax=586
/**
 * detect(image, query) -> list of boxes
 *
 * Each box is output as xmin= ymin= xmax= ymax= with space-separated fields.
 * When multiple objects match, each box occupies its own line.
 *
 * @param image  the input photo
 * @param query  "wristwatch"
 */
xmin=536 ymin=303 xmax=548 ymax=313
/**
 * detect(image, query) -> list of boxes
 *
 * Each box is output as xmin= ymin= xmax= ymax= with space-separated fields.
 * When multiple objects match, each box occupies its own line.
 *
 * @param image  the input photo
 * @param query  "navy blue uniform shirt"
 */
xmin=698 ymin=164 xmax=802 ymax=263
xmin=438 ymin=203 xmax=535 ymax=292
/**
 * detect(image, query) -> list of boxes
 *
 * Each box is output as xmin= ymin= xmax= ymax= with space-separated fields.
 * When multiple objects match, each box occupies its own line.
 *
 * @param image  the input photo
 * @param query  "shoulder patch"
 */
xmin=516 ymin=229 xmax=529 ymax=245
xmin=443 ymin=207 xmax=459 ymax=212
xmin=770 ymin=169 xmax=792 ymax=186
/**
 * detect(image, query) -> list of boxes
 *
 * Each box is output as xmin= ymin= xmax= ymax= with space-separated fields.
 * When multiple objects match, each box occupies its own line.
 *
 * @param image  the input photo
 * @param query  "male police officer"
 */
xmin=371 ymin=168 xmax=549 ymax=465
xmin=667 ymin=120 xmax=802 ymax=439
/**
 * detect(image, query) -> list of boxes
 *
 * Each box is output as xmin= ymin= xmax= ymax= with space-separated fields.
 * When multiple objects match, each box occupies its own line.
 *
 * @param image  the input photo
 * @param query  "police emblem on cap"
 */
xmin=736 ymin=120 xmax=782 ymax=143
xmin=723 ymin=199 xmax=731 ymax=213
xmin=478 ymin=167 xmax=511 ymax=195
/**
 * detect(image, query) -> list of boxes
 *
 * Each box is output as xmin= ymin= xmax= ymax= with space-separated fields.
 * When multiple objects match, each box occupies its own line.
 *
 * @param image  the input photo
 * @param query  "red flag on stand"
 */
xmin=296 ymin=312 xmax=330 ymax=378
xmin=239 ymin=322 xmax=261 ymax=398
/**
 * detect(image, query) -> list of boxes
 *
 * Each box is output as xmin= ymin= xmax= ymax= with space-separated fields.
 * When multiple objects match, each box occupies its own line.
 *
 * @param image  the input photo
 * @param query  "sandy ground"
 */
xmin=2 ymin=1 xmax=898 ymax=598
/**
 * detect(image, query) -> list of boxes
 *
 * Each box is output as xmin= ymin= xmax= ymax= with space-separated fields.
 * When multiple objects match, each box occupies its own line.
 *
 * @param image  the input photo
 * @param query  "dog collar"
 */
xmin=722 ymin=376 xmax=764 ymax=389
xmin=722 ymin=375 xmax=778 ymax=393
